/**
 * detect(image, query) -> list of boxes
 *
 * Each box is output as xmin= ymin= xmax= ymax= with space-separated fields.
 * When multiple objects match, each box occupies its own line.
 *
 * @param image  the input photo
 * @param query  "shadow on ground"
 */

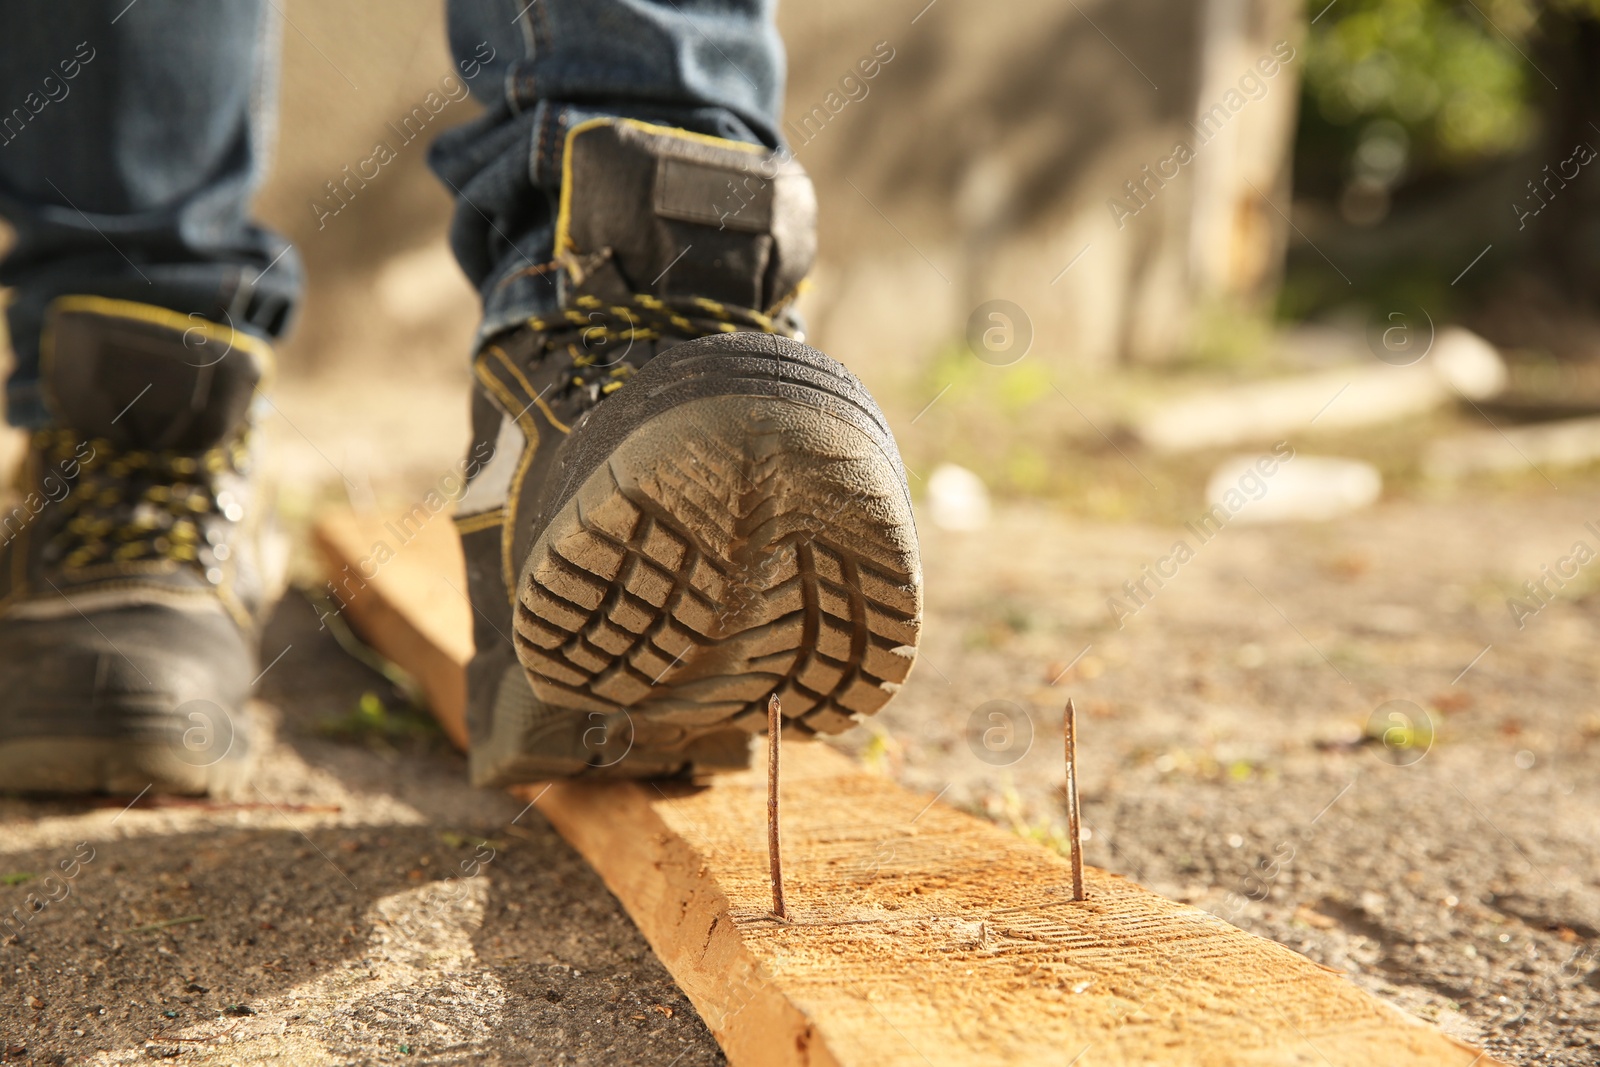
xmin=0 ymin=593 xmax=723 ymax=1066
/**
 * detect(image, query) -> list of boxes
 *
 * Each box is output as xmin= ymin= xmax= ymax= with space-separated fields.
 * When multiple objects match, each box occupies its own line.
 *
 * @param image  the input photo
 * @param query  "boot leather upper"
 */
xmin=0 ymin=296 xmax=271 ymax=628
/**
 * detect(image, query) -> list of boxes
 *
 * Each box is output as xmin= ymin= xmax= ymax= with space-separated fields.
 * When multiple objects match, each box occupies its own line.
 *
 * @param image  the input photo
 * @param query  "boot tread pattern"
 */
xmin=513 ymin=437 xmax=920 ymax=743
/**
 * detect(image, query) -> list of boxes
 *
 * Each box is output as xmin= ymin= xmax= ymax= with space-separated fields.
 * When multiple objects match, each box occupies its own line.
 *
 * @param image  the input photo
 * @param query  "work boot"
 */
xmin=459 ymin=118 xmax=923 ymax=784
xmin=0 ymin=297 xmax=270 ymax=794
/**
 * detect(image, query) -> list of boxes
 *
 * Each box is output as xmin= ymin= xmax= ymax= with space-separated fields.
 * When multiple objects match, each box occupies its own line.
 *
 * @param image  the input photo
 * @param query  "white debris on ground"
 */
xmin=1431 ymin=326 xmax=1508 ymax=398
xmin=1209 ymin=454 xmax=1382 ymax=523
xmin=1132 ymin=326 xmax=1507 ymax=453
xmin=1425 ymin=412 xmax=1600 ymax=480
xmin=924 ymin=463 xmax=992 ymax=531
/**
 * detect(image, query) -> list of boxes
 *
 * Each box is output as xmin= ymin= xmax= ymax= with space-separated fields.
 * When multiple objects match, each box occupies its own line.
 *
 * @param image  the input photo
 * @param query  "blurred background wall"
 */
xmin=255 ymin=0 xmax=1306 ymax=391
xmin=12 ymin=0 xmax=1600 ymax=508
xmin=235 ymin=0 xmax=1310 ymax=507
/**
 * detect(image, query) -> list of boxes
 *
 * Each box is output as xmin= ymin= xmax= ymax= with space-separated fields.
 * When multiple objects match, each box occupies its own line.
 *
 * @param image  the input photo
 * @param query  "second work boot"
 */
xmin=459 ymin=119 xmax=922 ymax=783
xmin=0 ymin=297 xmax=270 ymax=793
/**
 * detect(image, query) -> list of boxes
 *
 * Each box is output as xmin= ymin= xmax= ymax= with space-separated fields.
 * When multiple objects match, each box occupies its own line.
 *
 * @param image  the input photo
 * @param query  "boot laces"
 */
xmin=35 ymin=428 xmax=246 ymax=574
xmin=527 ymin=292 xmax=798 ymax=406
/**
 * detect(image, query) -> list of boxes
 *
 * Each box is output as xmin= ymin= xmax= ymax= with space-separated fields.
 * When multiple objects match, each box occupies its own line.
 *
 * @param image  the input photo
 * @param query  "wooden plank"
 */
xmin=524 ymin=750 xmax=1496 ymax=1067
xmin=314 ymin=511 xmax=1502 ymax=1066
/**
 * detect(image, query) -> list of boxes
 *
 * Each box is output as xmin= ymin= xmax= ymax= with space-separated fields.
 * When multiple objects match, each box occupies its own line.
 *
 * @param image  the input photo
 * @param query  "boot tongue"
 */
xmin=42 ymin=299 xmax=268 ymax=452
xmin=559 ymin=118 xmax=816 ymax=311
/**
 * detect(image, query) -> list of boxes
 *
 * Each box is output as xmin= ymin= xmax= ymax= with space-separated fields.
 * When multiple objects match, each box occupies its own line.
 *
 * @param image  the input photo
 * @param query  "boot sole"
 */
xmin=508 ymin=347 xmax=921 ymax=778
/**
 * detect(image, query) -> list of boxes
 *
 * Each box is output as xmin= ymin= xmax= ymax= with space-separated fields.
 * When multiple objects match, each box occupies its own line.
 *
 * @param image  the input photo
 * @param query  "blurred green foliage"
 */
xmin=318 ymin=690 xmax=439 ymax=747
xmin=1304 ymin=0 xmax=1600 ymax=167
xmin=1286 ymin=0 xmax=1600 ymax=320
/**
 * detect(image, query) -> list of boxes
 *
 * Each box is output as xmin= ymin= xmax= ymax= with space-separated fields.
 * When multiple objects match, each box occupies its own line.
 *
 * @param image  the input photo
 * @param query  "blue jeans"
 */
xmin=0 ymin=0 xmax=784 ymax=427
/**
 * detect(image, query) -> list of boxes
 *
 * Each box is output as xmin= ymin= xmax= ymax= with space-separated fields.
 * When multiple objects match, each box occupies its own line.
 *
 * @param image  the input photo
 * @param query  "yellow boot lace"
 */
xmin=528 ymin=292 xmax=799 ymax=398
xmin=34 ymin=429 xmax=247 ymax=573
